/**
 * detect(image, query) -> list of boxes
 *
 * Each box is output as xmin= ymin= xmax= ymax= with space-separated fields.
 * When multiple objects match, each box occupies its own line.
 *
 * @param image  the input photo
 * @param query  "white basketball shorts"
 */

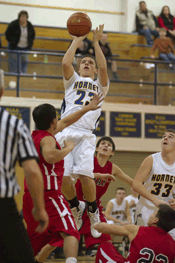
xmin=55 ymin=127 xmax=96 ymax=178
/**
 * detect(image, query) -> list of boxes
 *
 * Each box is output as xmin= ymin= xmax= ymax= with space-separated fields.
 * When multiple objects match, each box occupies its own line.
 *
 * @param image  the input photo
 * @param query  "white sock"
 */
xmin=65 ymin=257 xmax=77 ymax=263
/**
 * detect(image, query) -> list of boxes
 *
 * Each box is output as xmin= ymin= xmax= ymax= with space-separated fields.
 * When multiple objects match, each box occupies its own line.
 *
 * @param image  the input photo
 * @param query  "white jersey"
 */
xmin=110 ymin=198 xmax=127 ymax=221
xmin=125 ymin=195 xmax=138 ymax=223
xmin=139 ymin=152 xmax=175 ymax=209
xmin=61 ymin=71 xmax=109 ymax=130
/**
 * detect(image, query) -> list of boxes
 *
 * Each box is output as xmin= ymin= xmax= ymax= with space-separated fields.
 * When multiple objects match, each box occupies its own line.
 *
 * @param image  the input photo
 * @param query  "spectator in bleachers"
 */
xmin=105 ymin=187 xmax=132 ymax=242
xmin=136 ymin=1 xmax=159 ymax=45
xmin=151 ymin=27 xmax=175 ymax=69
xmin=97 ymin=33 xmax=119 ymax=80
xmin=158 ymin=6 xmax=175 ymax=39
xmin=124 ymin=187 xmax=138 ymax=224
xmin=5 ymin=10 xmax=35 ymax=73
xmin=76 ymin=37 xmax=93 ymax=56
xmin=74 ymin=37 xmax=94 ymax=65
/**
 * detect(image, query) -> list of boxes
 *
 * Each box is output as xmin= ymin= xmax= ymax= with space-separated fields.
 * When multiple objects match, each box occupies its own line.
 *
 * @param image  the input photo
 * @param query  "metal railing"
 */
xmin=1 ymin=49 xmax=175 ymax=105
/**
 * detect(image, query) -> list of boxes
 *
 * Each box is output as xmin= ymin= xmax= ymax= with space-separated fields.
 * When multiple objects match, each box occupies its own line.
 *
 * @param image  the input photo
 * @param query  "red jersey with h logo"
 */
xmin=76 ymin=156 xmax=112 ymax=208
xmin=24 ymin=130 xmax=64 ymax=192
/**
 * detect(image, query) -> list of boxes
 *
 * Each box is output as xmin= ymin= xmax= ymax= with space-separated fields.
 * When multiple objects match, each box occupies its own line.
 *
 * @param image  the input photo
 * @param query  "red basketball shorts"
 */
xmin=96 ymin=242 xmax=125 ymax=263
xmin=23 ymin=190 xmax=80 ymax=256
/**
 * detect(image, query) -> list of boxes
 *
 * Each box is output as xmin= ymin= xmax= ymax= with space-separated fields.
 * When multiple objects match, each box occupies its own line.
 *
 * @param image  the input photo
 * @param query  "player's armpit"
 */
xmin=112 ymin=164 xmax=133 ymax=186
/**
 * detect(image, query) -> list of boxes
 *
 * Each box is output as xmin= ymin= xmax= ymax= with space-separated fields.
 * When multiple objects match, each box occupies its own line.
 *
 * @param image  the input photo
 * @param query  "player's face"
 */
xmin=96 ymin=140 xmax=114 ymax=158
xmin=161 ymin=132 xmax=175 ymax=152
xmin=115 ymin=190 xmax=126 ymax=201
xmin=79 ymin=57 xmax=98 ymax=78
xmin=147 ymin=208 xmax=158 ymax=226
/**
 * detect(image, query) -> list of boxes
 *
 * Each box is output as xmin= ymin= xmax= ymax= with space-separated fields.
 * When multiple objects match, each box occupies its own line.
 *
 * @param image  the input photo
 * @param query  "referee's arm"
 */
xmin=18 ymin=122 xmax=49 ymax=233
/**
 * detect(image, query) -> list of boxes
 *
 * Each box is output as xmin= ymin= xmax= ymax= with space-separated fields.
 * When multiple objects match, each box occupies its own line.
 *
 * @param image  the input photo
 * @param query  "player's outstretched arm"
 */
xmin=132 ymin=156 xmax=167 ymax=207
xmin=113 ymin=164 xmax=133 ymax=186
xmin=93 ymin=25 xmax=108 ymax=89
xmin=62 ymin=34 xmax=88 ymax=80
xmin=55 ymin=93 xmax=104 ymax=134
xmin=94 ymin=222 xmax=139 ymax=242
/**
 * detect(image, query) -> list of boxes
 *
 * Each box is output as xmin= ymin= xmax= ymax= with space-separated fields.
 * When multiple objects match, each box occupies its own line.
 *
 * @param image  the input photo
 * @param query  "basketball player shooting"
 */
xmin=55 ymin=24 xmax=109 ymax=238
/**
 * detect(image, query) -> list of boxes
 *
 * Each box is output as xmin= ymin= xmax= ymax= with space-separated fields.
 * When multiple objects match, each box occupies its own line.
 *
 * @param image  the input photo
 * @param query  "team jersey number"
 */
xmin=151 ymin=183 xmax=173 ymax=197
xmin=137 ymin=248 xmax=169 ymax=263
xmin=74 ymin=90 xmax=95 ymax=106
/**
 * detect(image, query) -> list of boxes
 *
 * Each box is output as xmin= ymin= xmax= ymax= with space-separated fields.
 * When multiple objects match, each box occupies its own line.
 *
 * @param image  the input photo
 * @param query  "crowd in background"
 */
xmin=1 ymin=1 xmax=175 ymax=80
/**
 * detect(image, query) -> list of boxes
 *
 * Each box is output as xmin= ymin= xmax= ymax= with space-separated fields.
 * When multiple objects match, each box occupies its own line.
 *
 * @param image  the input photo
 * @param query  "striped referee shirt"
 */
xmin=0 ymin=107 xmax=39 ymax=198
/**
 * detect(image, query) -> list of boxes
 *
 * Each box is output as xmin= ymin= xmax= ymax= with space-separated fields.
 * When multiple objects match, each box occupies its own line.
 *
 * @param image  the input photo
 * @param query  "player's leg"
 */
xmin=96 ymin=241 xmax=125 ymax=263
xmin=35 ymin=244 xmax=56 ymax=263
xmin=62 ymin=152 xmax=86 ymax=231
xmin=72 ymin=135 xmax=101 ymax=238
xmin=61 ymin=233 xmax=78 ymax=263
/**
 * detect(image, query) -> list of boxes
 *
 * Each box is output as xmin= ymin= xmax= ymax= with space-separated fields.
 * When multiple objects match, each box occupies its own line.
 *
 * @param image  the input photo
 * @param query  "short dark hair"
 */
xmin=96 ymin=136 xmax=115 ymax=152
xmin=164 ymin=129 xmax=175 ymax=134
xmin=156 ymin=204 xmax=175 ymax=232
xmin=18 ymin=10 xmax=29 ymax=19
xmin=139 ymin=1 xmax=146 ymax=5
xmin=79 ymin=54 xmax=97 ymax=67
xmin=33 ymin=104 xmax=56 ymax=130
xmin=115 ymin=187 xmax=126 ymax=194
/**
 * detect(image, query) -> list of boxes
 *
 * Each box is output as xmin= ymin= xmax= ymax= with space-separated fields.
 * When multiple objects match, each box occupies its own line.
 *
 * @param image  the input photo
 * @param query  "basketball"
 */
xmin=67 ymin=12 xmax=92 ymax=37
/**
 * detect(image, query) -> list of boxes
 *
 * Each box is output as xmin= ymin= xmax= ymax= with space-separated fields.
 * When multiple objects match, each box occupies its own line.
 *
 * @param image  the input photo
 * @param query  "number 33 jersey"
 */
xmin=61 ymin=71 xmax=109 ymax=130
xmin=140 ymin=152 xmax=175 ymax=208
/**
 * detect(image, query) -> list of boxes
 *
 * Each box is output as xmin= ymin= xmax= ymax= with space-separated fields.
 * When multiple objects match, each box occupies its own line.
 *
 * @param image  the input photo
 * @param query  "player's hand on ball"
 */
xmin=96 ymin=173 xmax=116 ymax=182
xmin=87 ymin=93 xmax=104 ymax=110
xmin=63 ymin=140 xmax=75 ymax=151
xmin=70 ymin=33 xmax=88 ymax=43
xmin=32 ymin=207 xmax=49 ymax=233
xmin=93 ymin=24 xmax=104 ymax=42
xmin=168 ymin=199 xmax=175 ymax=209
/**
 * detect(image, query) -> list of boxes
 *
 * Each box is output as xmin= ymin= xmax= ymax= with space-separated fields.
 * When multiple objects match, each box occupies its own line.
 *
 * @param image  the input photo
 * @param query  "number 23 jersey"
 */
xmin=61 ymin=71 xmax=109 ymax=130
xmin=139 ymin=152 xmax=175 ymax=208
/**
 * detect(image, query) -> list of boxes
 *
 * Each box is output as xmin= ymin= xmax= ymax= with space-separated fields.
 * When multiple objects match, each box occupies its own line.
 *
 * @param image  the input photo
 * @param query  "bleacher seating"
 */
xmin=1 ymin=22 xmax=175 ymax=105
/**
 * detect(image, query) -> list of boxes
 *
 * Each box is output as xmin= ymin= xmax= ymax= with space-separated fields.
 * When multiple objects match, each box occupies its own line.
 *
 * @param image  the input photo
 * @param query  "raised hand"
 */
xmin=93 ymin=24 xmax=104 ymax=43
xmin=70 ymin=33 xmax=88 ymax=43
xmin=86 ymin=93 xmax=104 ymax=111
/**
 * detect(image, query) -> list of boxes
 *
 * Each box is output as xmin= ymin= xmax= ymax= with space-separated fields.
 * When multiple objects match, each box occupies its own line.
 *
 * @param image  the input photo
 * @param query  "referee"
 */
xmin=0 ymin=69 xmax=49 ymax=263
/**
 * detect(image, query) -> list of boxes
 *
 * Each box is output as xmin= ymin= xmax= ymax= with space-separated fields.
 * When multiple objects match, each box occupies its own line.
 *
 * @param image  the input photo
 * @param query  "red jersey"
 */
xmin=76 ymin=157 xmax=113 ymax=208
xmin=127 ymin=226 xmax=175 ymax=263
xmin=24 ymin=130 xmax=64 ymax=192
